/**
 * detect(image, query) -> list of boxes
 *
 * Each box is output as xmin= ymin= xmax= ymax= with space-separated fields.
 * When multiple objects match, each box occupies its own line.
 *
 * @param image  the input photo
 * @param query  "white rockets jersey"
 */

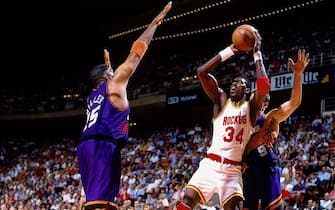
xmin=207 ymin=99 xmax=254 ymax=162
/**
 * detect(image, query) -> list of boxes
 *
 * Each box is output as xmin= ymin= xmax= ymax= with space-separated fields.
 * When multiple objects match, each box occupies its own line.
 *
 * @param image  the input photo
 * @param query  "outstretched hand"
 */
xmin=288 ymin=49 xmax=310 ymax=76
xmin=104 ymin=49 xmax=111 ymax=69
xmin=150 ymin=1 xmax=172 ymax=26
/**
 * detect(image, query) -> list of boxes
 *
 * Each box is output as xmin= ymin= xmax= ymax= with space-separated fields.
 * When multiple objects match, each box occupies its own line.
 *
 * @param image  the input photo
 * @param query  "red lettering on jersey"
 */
xmin=222 ymin=115 xmax=247 ymax=125
xmin=223 ymin=117 xmax=227 ymax=125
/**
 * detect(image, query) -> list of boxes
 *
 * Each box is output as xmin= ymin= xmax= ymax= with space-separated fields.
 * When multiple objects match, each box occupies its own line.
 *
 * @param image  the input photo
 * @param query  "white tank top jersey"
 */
xmin=207 ymin=98 xmax=254 ymax=162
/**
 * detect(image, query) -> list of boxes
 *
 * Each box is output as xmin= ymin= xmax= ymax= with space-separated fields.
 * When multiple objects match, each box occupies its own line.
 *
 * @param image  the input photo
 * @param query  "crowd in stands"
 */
xmin=0 ymin=27 xmax=334 ymax=115
xmin=1 ymin=112 xmax=335 ymax=209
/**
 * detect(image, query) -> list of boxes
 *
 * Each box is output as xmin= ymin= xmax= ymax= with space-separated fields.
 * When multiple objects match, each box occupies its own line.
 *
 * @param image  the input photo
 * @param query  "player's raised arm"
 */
xmin=197 ymin=55 xmax=225 ymax=104
xmin=197 ymin=44 xmax=238 ymax=104
xmin=113 ymin=1 xmax=172 ymax=84
xmin=268 ymin=49 xmax=310 ymax=123
xmin=249 ymin=29 xmax=270 ymax=125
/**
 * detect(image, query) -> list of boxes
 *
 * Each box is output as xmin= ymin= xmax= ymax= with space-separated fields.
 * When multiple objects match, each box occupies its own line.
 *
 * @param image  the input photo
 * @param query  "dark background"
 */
xmin=1 ymin=0 xmax=334 ymax=140
xmin=2 ymin=0 xmax=333 ymax=89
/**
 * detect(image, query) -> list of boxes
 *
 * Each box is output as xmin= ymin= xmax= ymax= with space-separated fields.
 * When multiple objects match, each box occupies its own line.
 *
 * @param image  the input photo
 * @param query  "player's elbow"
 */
xmin=293 ymin=100 xmax=302 ymax=109
xmin=121 ymin=61 xmax=137 ymax=75
xmin=292 ymin=95 xmax=302 ymax=106
xmin=296 ymin=98 xmax=302 ymax=107
xmin=197 ymin=66 xmax=207 ymax=78
xmin=196 ymin=66 xmax=203 ymax=75
xmin=289 ymin=99 xmax=301 ymax=110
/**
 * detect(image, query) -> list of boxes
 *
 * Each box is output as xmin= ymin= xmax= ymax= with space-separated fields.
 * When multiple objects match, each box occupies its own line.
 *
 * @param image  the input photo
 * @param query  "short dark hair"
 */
xmin=89 ymin=64 xmax=109 ymax=87
xmin=232 ymin=73 xmax=251 ymax=88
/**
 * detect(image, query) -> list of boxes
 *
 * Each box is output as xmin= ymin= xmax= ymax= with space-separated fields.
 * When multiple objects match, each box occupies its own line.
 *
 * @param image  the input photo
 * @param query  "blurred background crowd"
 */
xmin=1 ymin=0 xmax=335 ymax=209
xmin=1 ymin=113 xmax=335 ymax=209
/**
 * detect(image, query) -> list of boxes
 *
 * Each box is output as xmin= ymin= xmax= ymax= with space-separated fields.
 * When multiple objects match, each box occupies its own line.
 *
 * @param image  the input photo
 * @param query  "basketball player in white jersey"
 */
xmin=176 ymin=29 xmax=270 ymax=210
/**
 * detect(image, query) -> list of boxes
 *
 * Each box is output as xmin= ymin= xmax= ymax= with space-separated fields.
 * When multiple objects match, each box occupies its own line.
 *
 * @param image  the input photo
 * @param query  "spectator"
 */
xmin=291 ymin=176 xmax=307 ymax=207
xmin=321 ymin=192 xmax=335 ymax=210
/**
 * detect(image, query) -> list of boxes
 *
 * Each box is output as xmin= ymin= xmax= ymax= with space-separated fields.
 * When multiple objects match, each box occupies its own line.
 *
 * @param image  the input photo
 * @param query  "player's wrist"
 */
xmin=218 ymin=47 xmax=234 ymax=62
xmin=256 ymin=77 xmax=270 ymax=96
xmin=253 ymin=51 xmax=262 ymax=62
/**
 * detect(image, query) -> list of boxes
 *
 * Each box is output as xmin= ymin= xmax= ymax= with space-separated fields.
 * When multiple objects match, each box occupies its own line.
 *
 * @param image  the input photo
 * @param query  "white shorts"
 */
xmin=186 ymin=157 xmax=243 ymax=206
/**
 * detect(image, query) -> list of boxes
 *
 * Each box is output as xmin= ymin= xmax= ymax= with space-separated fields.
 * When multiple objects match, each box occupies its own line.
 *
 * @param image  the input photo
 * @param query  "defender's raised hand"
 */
xmin=104 ymin=49 xmax=111 ymax=69
xmin=150 ymin=1 xmax=172 ymax=26
xmin=289 ymin=49 xmax=310 ymax=76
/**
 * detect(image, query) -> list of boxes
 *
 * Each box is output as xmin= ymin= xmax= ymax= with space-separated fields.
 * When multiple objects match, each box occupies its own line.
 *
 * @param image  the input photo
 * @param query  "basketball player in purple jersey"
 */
xmin=77 ymin=2 xmax=172 ymax=209
xmin=243 ymin=49 xmax=310 ymax=210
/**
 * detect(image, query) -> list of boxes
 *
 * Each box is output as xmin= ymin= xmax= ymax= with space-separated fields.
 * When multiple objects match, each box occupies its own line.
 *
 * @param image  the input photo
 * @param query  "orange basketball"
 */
xmin=232 ymin=24 xmax=256 ymax=52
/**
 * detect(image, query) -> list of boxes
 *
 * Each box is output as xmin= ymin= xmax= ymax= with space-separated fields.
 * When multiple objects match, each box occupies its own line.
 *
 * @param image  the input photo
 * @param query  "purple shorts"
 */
xmin=77 ymin=139 xmax=121 ymax=203
xmin=243 ymin=144 xmax=282 ymax=209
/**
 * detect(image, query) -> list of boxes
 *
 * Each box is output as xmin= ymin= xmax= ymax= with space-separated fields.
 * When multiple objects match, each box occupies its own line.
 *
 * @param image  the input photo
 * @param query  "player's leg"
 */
xmin=219 ymin=165 xmax=244 ymax=210
xmin=177 ymin=188 xmax=202 ymax=210
xmin=224 ymin=196 xmax=243 ymax=210
xmin=177 ymin=158 xmax=218 ymax=209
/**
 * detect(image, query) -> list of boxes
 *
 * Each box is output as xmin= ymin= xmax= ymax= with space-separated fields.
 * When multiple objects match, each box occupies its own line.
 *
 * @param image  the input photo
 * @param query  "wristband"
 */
xmin=256 ymin=77 xmax=270 ymax=96
xmin=253 ymin=51 xmax=263 ymax=62
xmin=131 ymin=40 xmax=148 ymax=58
xmin=218 ymin=47 xmax=234 ymax=62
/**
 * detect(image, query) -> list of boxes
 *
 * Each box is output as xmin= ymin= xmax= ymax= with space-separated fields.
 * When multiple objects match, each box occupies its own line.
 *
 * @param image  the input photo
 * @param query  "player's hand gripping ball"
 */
xmin=232 ymin=24 xmax=256 ymax=52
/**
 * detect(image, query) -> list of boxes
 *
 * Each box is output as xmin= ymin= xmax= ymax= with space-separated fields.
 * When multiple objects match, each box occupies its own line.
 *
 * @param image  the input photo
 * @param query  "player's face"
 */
xmin=230 ymin=77 xmax=247 ymax=100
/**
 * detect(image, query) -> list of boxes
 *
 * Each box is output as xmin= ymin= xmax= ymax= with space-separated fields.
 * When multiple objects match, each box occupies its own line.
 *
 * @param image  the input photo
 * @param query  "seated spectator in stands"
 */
xmin=158 ymin=190 xmax=169 ymax=210
xmin=305 ymin=199 xmax=313 ymax=210
xmin=305 ymin=172 xmax=321 ymax=201
xmin=133 ymin=181 xmax=146 ymax=202
xmin=311 ymin=199 xmax=323 ymax=210
xmin=291 ymin=176 xmax=307 ymax=207
xmin=302 ymin=159 xmax=314 ymax=177
xmin=145 ymin=193 xmax=157 ymax=209
xmin=156 ymin=199 xmax=165 ymax=210
xmin=309 ymin=155 xmax=320 ymax=172
xmin=128 ymin=183 xmax=137 ymax=202
xmin=297 ymin=149 xmax=308 ymax=162
xmin=320 ymin=192 xmax=335 ymax=210
xmin=282 ymin=161 xmax=296 ymax=178
xmin=281 ymin=183 xmax=291 ymax=208
xmin=133 ymin=200 xmax=142 ymax=210
xmin=318 ymin=166 xmax=332 ymax=187
xmin=312 ymin=114 xmax=323 ymax=128
xmin=122 ymin=199 xmax=132 ymax=209
xmin=119 ymin=184 xmax=131 ymax=203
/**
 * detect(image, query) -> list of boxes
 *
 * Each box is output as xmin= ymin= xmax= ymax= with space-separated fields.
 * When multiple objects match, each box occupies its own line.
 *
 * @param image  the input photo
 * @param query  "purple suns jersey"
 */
xmin=243 ymin=115 xmax=282 ymax=210
xmin=80 ymin=81 xmax=130 ymax=145
xmin=255 ymin=115 xmax=265 ymax=129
